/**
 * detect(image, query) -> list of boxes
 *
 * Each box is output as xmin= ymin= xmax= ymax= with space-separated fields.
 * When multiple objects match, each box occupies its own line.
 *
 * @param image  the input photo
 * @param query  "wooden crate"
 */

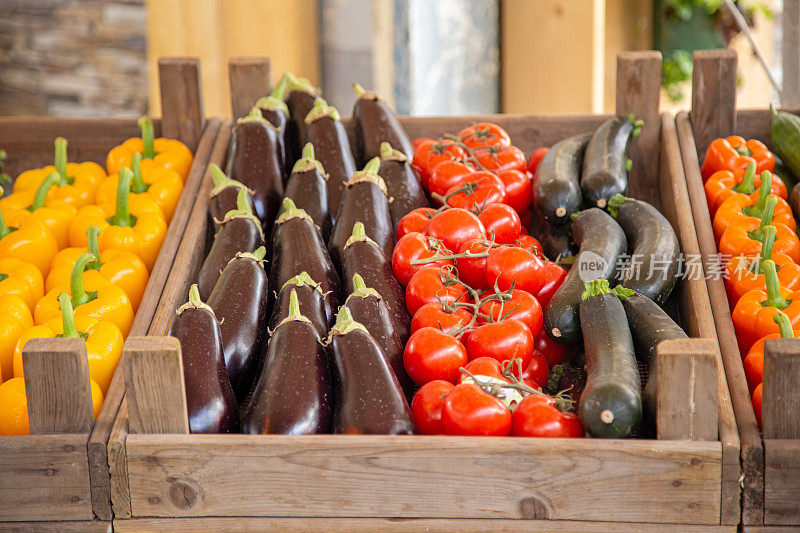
xmin=0 ymin=58 xmax=220 ymax=526
xmin=108 ymin=52 xmax=739 ymax=530
xmin=676 ymin=49 xmax=800 ymax=527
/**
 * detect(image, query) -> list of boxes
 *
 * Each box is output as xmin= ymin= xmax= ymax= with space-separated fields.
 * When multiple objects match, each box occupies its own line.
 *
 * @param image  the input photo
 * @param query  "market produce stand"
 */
xmin=677 ymin=48 xmax=800 ymax=527
xmin=103 ymin=52 xmax=740 ymax=531
xmin=0 ymin=57 xmax=219 ymax=527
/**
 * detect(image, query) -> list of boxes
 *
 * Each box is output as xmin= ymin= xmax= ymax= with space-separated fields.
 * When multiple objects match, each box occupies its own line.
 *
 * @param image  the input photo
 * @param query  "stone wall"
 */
xmin=0 ymin=0 xmax=147 ymax=117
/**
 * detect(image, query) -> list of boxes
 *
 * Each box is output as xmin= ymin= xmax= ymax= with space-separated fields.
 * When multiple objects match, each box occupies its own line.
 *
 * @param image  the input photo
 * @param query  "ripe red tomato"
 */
xmin=463 ymin=319 xmax=534 ymax=368
xmin=413 ymin=141 xmax=467 ymax=186
xmin=477 ymin=203 xmax=521 ymax=245
xmin=425 ymin=208 xmax=485 ymax=254
xmin=405 ymin=266 xmax=469 ymax=315
xmin=428 ymin=160 xmax=475 ymax=200
xmin=516 ymin=235 xmax=544 ymax=258
xmin=478 ymin=289 xmax=542 ymax=336
xmin=485 ymin=246 xmax=545 ymax=294
xmin=441 ymin=383 xmax=512 ymax=436
xmin=411 ymin=380 xmax=455 ymax=434
xmin=527 ymin=147 xmax=549 ymax=175
xmin=411 ymin=302 xmax=473 ymax=335
xmin=454 ymin=239 xmax=491 ymax=290
xmin=536 ymin=261 xmax=568 ymax=309
xmin=475 ymin=145 xmax=527 ymax=173
xmin=521 ymin=352 xmax=549 ymax=389
xmin=445 ymin=171 xmax=506 ymax=210
xmin=496 ymin=170 xmax=532 ymax=213
xmin=458 ymin=122 xmax=511 ymax=150
xmin=753 ymin=383 xmax=762 ymax=429
xmin=396 ymin=207 xmax=436 ymax=239
xmin=511 ymin=394 xmax=584 ymax=438
xmin=459 ymin=357 xmax=506 ymax=383
xmin=412 ymin=137 xmax=437 ymax=150
xmin=535 ymin=329 xmax=566 ymax=367
xmin=392 ymin=232 xmax=453 ymax=286
xmin=404 ymin=327 xmax=468 ymax=385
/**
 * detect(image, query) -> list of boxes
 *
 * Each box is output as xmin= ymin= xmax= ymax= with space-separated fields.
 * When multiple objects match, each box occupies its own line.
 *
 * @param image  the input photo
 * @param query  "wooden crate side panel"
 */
xmin=763 ymin=440 xmax=800 ymax=526
xmin=0 ymin=520 xmax=111 ymax=532
xmin=0 ymin=435 xmax=92 ymax=521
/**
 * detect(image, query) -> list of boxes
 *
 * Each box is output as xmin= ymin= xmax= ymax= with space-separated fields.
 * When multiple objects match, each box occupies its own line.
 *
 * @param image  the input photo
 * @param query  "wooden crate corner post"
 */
xmin=690 ymin=49 xmax=738 ymax=157
xmin=159 ymin=57 xmax=205 ymax=152
xmin=228 ymin=57 xmax=273 ymax=119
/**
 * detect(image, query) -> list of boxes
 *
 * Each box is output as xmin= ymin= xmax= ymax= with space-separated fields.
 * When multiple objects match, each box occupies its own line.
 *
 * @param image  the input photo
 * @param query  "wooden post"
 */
xmin=762 ymin=339 xmax=800 ymax=439
xmin=656 ymin=338 xmax=718 ymax=441
xmin=229 ymin=57 xmax=273 ymax=119
xmin=124 ymin=336 xmax=190 ymax=435
xmin=159 ymin=57 xmax=205 ymax=152
xmin=616 ymin=51 xmax=662 ymax=206
xmin=690 ymin=49 xmax=737 ymax=158
xmin=783 ymin=0 xmax=800 ymax=107
xmin=22 ymin=338 xmax=95 ymax=435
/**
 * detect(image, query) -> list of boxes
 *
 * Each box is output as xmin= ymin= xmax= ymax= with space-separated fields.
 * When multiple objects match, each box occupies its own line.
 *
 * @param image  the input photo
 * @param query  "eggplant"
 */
xmin=581 ymin=115 xmax=642 ymax=208
xmin=607 ymin=194 xmax=680 ymax=305
xmin=280 ymin=143 xmax=332 ymax=240
xmin=345 ymin=273 xmax=412 ymax=395
xmin=284 ymin=73 xmax=319 ymax=165
xmin=207 ymin=164 xmax=255 ymax=251
xmin=327 ymin=305 xmax=413 ymax=435
xmin=269 ymin=271 xmax=331 ymax=339
xmin=226 ymin=107 xmax=284 ymax=234
xmin=304 ymin=98 xmax=357 ymax=221
xmin=328 ymin=158 xmax=395 ymax=269
xmin=352 ymin=82 xmax=414 ymax=165
xmin=790 ymin=181 xmax=800 ymax=223
xmin=532 ymin=131 xmax=591 ymax=224
xmin=378 ymin=142 xmax=429 ymax=228
xmin=579 ymin=280 xmax=641 ymax=438
xmin=529 ymin=215 xmax=577 ymax=264
xmin=269 ymin=198 xmax=341 ymax=320
xmin=544 ymin=208 xmax=627 ymax=345
xmin=167 ymin=285 xmax=240 ymax=434
xmin=207 ymin=247 xmax=269 ymax=402
xmin=197 ymin=188 xmax=265 ymax=300
xmin=341 ymin=222 xmax=410 ymax=342
xmin=242 ymin=289 xmax=333 ymax=435
xmin=255 ymin=77 xmax=290 ymax=181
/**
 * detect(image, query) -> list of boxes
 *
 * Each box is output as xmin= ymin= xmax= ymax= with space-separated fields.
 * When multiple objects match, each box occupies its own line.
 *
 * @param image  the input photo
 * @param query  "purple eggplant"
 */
xmin=269 ymin=271 xmax=331 ymax=339
xmin=328 ymin=306 xmax=413 ymax=435
xmin=352 ymin=82 xmax=414 ymax=165
xmin=284 ymin=73 xmax=319 ymax=165
xmin=243 ymin=289 xmax=333 ymax=435
xmin=207 ymin=164 xmax=255 ymax=252
xmin=207 ymin=247 xmax=269 ymax=402
xmin=280 ymin=143 xmax=332 ymax=240
xmin=197 ymin=188 xmax=265 ymax=300
xmin=255 ymin=77 xmax=289 ymax=181
xmin=168 ymin=285 xmax=240 ymax=434
xmin=328 ymin=158 xmax=395 ymax=269
xmin=304 ymin=98 xmax=356 ymax=222
xmin=378 ymin=142 xmax=429 ymax=228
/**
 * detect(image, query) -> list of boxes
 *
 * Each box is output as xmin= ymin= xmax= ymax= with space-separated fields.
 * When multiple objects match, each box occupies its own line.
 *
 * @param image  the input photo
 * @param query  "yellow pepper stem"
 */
xmin=29 ymin=171 xmax=60 ymax=211
xmin=54 ymin=137 xmax=71 ymax=185
xmin=130 ymin=153 xmax=149 ymax=194
xmin=58 ymin=292 xmax=82 ymax=339
xmin=138 ymin=116 xmax=156 ymax=159
xmin=109 ymin=168 xmax=137 ymax=228
xmin=70 ymin=252 xmax=98 ymax=309
xmin=86 ymin=226 xmax=103 ymax=271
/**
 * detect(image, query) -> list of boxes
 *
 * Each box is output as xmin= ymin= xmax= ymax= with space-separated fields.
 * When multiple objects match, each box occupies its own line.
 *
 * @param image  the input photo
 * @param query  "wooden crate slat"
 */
xmin=158 ymin=57 xmax=204 ymax=152
xmin=690 ymin=49 xmax=738 ymax=158
xmin=0 ymin=520 xmax=111 ymax=532
xmin=762 ymin=339 xmax=800 ymax=440
xmin=228 ymin=57 xmax=273 ymax=119
xmin=763 ymin=439 xmax=800 ymax=525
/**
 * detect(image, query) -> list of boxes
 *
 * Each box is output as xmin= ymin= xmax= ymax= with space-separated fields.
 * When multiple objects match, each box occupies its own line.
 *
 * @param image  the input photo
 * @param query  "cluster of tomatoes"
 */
xmin=390 ymin=123 xmax=583 ymax=438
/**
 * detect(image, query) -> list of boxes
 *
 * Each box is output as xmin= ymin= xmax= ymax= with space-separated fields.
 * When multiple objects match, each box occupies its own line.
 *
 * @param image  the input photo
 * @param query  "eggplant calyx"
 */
xmin=344 ymin=221 xmax=380 ymax=249
xmin=304 ymin=98 xmax=341 ymax=124
xmin=605 ymin=194 xmax=631 ymax=218
xmin=276 ymin=289 xmax=314 ymax=329
xmin=379 ymin=141 xmax=409 ymax=163
xmin=611 ymin=285 xmax=636 ymax=300
xmin=581 ymin=279 xmax=612 ymax=300
xmin=352 ymin=82 xmax=379 ymax=101
xmin=176 ymin=284 xmax=215 ymax=315
xmin=285 ymin=72 xmax=319 ymax=97
xmin=347 ymin=158 xmax=388 ymax=195
xmin=254 ymin=95 xmax=290 ymax=117
xmin=237 ymin=106 xmax=277 ymax=130
xmin=234 ymin=245 xmax=267 ymax=265
xmin=281 ymin=271 xmax=325 ymax=295
xmin=346 ymin=273 xmax=383 ymax=301
xmin=209 ymin=164 xmax=253 ymax=197
xmin=275 ymin=197 xmax=314 ymax=225
xmin=220 ymin=190 xmax=265 ymax=240
xmin=326 ymin=305 xmax=369 ymax=341
xmin=291 ymin=142 xmax=327 ymax=177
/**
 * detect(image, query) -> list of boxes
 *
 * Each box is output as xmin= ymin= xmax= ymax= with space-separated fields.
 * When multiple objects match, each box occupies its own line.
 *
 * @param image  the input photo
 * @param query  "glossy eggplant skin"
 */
xmin=532 ymin=131 xmax=591 ymax=225
xmin=226 ymin=120 xmax=284 ymax=233
xmin=581 ymin=116 xmax=636 ymax=208
xmin=242 ymin=315 xmax=333 ymax=435
xmin=168 ymin=302 xmax=240 ymax=434
xmin=530 ymin=215 xmax=577 ymax=263
xmin=353 ymin=90 xmax=414 ymax=165
xmin=329 ymin=321 xmax=413 ymax=435
xmin=207 ymin=253 xmax=269 ymax=402
xmin=197 ymin=216 xmax=264 ymax=301
xmin=342 ymin=239 xmax=410 ymax=342
xmin=378 ymin=152 xmax=429 ymax=229
xmin=286 ymin=90 xmax=317 ymax=163
xmin=282 ymin=165 xmax=332 ymax=240
xmin=305 ymin=115 xmax=356 ymax=221
xmin=260 ymin=107 xmax=287 ymax=181
xmin=269 ymin=276 xmax=331 ymax=339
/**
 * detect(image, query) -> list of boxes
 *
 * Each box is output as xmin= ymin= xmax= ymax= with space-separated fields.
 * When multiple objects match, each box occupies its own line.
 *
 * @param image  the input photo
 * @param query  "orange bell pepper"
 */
xmin=719 ymin=197 xmax=800 ymax=263
xmin=705 ymin=163 xmax=788 ymax=217
xmin=732 ymin=259 xmax=800 ymax=353
xmin=69 ymin=168 xmax=167 ymax=270
xmin=725 ymin=226 xmax=800 ymax=307
xmin=701 ymin=135 xmax=775 ymax=181
xmin=1 ymin=172 xmax=77 ymax=249
xmin=34 ymin=252 xmax=134 ymax=336
xmin=0 ymin=257 xmax=44 ymax=311
xmin=106 ymin=116 xmax=193 ymax=182
xmin=14 ymin=292 xmax=122 ymax=395
xmin=742 ymin=311 xmax=797 ymax=396
xmin=13 ymin=137 xmax=105 ymax=208
xmin=0 ymin=187 xmax=59 ymax=277
xmin=46 ymin=226 xmax=149 ymax=312
xmin=712 ymin=171 xmax=795 ymax=241
xmin=0 ymin=294 xmax=34 ymax=383
xmin=95 ymin=152 xmax=182 ymax=222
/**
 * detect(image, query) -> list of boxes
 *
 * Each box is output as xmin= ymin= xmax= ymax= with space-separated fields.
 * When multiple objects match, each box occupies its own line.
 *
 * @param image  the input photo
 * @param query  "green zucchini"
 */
xmin=532 ymin=132 xmax=592 ymax=224
xmin=544 ymin=208 xmax=627 ymax=344
xmin=579 ymin=280 xmax=642 ymax=438
xmin=581 ymin=115 xmax=642 ymax=208
xmin=770 ymin=105 xmax=800 ymax=179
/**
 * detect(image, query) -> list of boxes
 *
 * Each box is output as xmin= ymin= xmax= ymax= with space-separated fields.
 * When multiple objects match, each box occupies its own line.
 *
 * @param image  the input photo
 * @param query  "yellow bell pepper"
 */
xmin=106 ymin=116 xmax=193 ymax=182
xmin=0 ymin=293 xmax=34 ymax=382
xmin=34 ymin=252 xmax=134 ymax=336
xmin=13 ymin=137 xmax=105 ymax=208
xmin=69 ymin=168 xmax=167 ymax=270
xmin=0 ymin=257 xmax=44 ymax=311
xmin=1 ymin=172 xmax=77 ymax=249
xmin=14 ymin=293 xmax=122 ymax=395
xmin=0 ymin=188 xmax=59 ymax=278
xmin=47 ymin=226 xmax=148 ymax=312
xmin=95 ymin=152 xmax=182 ymax=222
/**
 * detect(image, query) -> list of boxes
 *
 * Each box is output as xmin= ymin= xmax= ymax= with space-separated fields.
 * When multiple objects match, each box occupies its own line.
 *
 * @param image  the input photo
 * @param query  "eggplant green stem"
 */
xmin=344 ymin=221 xmax=379 ymax=248
xmin=236 ymin=187 xmax=252 ymax=213
xmin=138 ymin=117 xmax=156 ymax=159
xmin=379 ymin=141 xmax=408 ymax=162
xmin=349 ymin=273 xmax=381 ymax=301
xmin=109 ymin=168 xmax=136 ymax=227
xmin=281 ymin=271 xmax=324 ymax=294
xmin=58 ymin=292 xmax=81 ymax=338
xmin=236 ymin=246 xmax=266 ymax=262
xmin=304 ymin=98 xmax=341 ymax=123
xmin=581 ymin=279 xmax=612 ymax=300
xmin=328 ymin=305 xmax=368 ymax=339
xmin=255 ymin=77 xmax=290 ymax=115
xmin=70 ymin=252 xmax=98 ymax=309
xmin=732 ymin=163 xmax=757 ymax=194
xmin=362 ymin=157 xmax=380 ymax=175
xmin=285 ymin=73 xmax=318 ymax=96
xmin=606 ymin=194 xmax=630 ymax=218
xmin=612 ymin=285 xmax=636 ymax=300
xmin=774 ymin=310 xmax=795 ymax=339
xmin=353 ymin=82 xmax=366 ymax=97
xmin=291 ymin=143 xmax=326 ymax=176
xmin=176 ymin=284 xmax=215 ymax=315
xmin=287 ymin=289 xmax=301 ymax=318
xmin=130 ymin=153 xmax=149 ymax=194
xmin=276 ymin=197 xmax=313 ymax=224
xmin=238 ymin=106 xmax=275 ymax=128
xmin=29 ymin=172 xmax=59 ymax=211
xmin=271 ymin=75 xmax=289 ymax=100
xmin=762 ymin=259 xmax=790 ymax=310
xmin=54 ymin=137 xmax=70 ymax=185
xmin=0 ymin=187 xmax=12 ymax=238
xmin=86 ymin=226 xmax=103 ymax=271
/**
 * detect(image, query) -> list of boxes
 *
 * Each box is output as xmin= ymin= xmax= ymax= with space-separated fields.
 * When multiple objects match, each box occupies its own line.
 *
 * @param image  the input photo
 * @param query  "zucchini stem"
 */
xmin=581 ymin=279 xmax=612 ymax=300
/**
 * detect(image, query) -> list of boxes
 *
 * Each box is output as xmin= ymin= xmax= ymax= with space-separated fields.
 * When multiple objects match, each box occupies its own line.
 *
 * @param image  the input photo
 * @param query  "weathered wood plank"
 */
xmin=762 ymin=339 xmax=800 ymax=440
xmin=108 ymin=401 xmax=131 ymax=520
xmin=0 ymin=520 xmax=111 ymax=532
xmin=158 ymin=57 xmax=204 ymax=151
xmin=228 ymin=57 xmax=273 ymax=119
xmin=690 ymin=49 xmax=737 ymax=158
xmin=763 ymin=440 xmax=800 ymax=526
